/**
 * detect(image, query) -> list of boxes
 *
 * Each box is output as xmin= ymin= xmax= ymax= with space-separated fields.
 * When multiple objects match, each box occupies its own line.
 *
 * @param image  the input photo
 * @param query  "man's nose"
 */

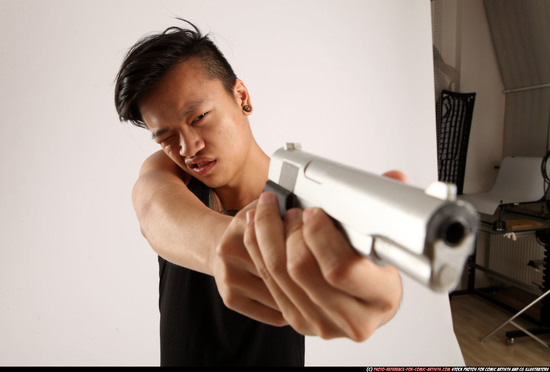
xmin=179 ymin=129 xmax=205 ymax=157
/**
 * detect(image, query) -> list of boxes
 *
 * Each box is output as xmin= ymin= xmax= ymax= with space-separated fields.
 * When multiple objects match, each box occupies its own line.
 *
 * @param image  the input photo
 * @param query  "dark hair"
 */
xmin=114 ymin=19 xmax=237 ymax=128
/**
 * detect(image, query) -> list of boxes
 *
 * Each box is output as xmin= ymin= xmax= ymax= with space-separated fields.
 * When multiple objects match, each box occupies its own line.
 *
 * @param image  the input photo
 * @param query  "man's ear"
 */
xmin=234 ymin=79 xmax=252 ymax=114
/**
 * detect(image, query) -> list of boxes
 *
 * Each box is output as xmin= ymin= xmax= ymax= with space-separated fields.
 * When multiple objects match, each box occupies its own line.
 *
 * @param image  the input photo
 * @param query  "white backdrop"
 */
xmin=0 ymin=0 xmax=464 ymax=366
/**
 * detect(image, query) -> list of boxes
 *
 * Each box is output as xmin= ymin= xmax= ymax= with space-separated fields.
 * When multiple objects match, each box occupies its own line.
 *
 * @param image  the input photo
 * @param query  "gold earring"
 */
xmin=243 ymin=104 xmax=252 ymax=112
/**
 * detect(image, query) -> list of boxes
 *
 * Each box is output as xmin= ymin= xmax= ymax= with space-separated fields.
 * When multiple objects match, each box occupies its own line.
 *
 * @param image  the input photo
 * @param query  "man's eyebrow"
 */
xmin=151 ymin=129 xmax=169 ymax=140
xmin=181 ymin=101 xmax=203 ymax=120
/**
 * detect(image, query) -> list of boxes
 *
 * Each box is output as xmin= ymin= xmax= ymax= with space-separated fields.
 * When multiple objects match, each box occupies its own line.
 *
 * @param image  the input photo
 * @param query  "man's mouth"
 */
xmin=188 ymin=159 xmax=216 ymax=174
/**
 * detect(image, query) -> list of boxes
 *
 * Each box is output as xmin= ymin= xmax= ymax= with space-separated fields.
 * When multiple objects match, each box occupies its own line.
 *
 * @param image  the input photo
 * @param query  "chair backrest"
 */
xmin=459 ymin=156 xmax=547 ymax=215
xmin=487 ymin=156 xmax=546 ymax=204
xmin=436 ymin=90 xmax=476 ymax=195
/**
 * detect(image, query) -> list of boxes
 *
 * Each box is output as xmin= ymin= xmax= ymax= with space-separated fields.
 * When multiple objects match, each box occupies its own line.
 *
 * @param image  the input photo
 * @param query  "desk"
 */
xmin=461 ymin=208 xmax=550 ymax=345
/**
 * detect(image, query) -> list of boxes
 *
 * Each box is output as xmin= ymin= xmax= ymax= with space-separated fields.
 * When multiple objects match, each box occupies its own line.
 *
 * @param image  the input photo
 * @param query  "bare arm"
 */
xmin=132 ymin=150 xmax=231 ymax=275
xmin=132 ymin=150 xmax=286 ymax=325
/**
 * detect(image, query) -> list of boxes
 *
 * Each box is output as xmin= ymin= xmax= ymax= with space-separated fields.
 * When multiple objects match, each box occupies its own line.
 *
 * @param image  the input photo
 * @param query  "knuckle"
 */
xmin=254 ymin=209 xmax=280 ymax=233
xmin=216 ymin=274 xmax=243 ymax=311
xmin=352 ymin=322 xmax=377 ymax=342
xmin=338 ymin=313 xmax=377 ymax=342
xmin=285 ymin=310 xmax=315 ymax=336
xmin=304 ymin=216 xmax=324 ymax=236
xmin=265 ymin=257 xmax=287 ymax=277
xmin=257 ymin=266 xmax=270 ymax=282
xmin=242 ymin=230 xmax=255 ymax=248
xmin=316 ymin=321 xmax=351 ymax=341
xmin=216 ymin=241 xmax=231 ymax=258
xmin=216 ymin=238 xmax=242 ymax=260
xmin=221 ymin=290 xmax=240 ymax=310
xmin=233 ymin=208 xmax=247 ymax=222
xmin=381 ymin=289 xmax=402 ymax=317
xmin=285 ymin=232 xmax=314 ymax=282
xmin=380 ymin=268 xmax=403 ymax=314
xmin=287 ymin=253 xmax=310 ymax=282
xmin=283 ymin=308 xmax=301 ymax=327
xmin=317 ymin=324 xmax=336 ymax=340
xmin=324 ymin=262 xmax=353 ymax=288
xmin=254 ymin=207 xmax=271 ymax=224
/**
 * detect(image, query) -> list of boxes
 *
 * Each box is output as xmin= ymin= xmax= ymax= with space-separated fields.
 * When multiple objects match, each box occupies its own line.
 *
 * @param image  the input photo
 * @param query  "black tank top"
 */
xmin=158 ymin=178 xmax=305 ymax=366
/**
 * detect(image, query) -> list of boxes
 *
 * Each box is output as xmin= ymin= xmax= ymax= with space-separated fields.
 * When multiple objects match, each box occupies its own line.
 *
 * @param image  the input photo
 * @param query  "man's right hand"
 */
xmin=213 ymin=201 xmax=288 ymax=327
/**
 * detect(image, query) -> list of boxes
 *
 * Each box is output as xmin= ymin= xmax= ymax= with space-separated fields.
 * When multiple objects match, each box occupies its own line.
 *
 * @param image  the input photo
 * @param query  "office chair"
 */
xmin=459 ymin=156 xmax=548 ymax=229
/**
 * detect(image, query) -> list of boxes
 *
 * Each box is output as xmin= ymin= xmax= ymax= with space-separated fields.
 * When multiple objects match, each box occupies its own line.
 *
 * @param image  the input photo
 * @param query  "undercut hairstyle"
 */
xmin=114 ymin=19 xmax=238 ymax=129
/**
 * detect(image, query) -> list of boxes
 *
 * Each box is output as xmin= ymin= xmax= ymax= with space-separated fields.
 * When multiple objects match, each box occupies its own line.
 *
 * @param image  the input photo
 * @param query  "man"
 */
xmin=115 ymin=20 xmax=403 ymax=366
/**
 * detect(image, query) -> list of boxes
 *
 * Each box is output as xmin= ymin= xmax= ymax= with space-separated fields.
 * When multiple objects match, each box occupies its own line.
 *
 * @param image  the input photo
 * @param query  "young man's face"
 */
xmin=138 ymin=59 xmax=254 ymax=189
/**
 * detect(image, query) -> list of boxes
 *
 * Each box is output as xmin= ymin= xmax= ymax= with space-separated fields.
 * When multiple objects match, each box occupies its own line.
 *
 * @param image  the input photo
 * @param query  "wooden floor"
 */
xmin=450 ymin=293 xmax=550 ymax=366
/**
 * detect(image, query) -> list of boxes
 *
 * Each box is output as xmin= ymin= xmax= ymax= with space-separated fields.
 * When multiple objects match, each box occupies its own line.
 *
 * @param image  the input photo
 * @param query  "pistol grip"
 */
xmin=264 ymin=180 xmax=298 ymax=217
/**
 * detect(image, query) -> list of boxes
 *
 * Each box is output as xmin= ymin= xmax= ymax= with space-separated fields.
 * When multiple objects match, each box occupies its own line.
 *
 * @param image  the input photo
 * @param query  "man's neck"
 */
xmin=215 ymin=145 xmax=270 ymax=211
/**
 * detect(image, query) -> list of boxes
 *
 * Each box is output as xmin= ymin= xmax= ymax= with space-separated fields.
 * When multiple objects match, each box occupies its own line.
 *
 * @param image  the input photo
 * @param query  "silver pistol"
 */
xmin=264 ymin=143 xmax=479 ymax=293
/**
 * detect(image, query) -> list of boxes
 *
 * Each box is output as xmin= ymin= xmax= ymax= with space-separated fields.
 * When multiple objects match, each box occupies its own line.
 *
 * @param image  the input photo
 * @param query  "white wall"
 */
xmin=437 ymin=0 xmax=506 ymax=194
xmin=0 ymin=0 xmax=464 ymax=366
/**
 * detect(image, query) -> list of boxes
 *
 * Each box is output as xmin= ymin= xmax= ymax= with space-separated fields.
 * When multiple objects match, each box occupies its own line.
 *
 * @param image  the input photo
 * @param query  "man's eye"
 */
xmin=158 ymin=136 xmax=174 ymax=145
xmin=192 ymin=112 xmax=207 ymax=124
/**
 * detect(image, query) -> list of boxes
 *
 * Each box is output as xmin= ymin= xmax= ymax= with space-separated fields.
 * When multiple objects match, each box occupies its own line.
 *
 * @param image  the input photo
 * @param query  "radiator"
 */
xmin=487 ymin=233 xmax=545 ymax=291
